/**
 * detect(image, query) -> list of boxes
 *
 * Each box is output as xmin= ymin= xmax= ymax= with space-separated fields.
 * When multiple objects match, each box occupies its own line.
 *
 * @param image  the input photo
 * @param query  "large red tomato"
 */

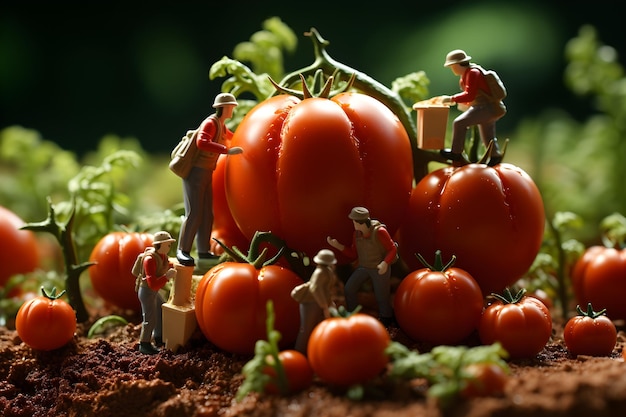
xmin=210 ymin=154 xmax=249 ymax=255
xmin=571 ymin=246 xmax=626 ymax=321
xmin=88 ymin=231 xmax=153 ymax=311
xmin=394 ymin=251 xmax=484 ymax=345
xmin=0 ymin=206 xmax=40 ymax=290
xmin=195 ymin=261 xmax=303 ymax=355
xmin=397 ymin=163 xmax=545 ymax=295
xmin=225 ymin=93 xmax=413 ymax=262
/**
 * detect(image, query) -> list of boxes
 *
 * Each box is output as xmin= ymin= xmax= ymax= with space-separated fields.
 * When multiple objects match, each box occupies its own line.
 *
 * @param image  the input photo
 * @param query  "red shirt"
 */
xmin=341 ymin=226 xmax=397 ymax=266
xmin=452 ymin=67 xmax=490 ymax=104
xmin=196 ymin=116 xmax=234 ymax=153
xmin=143 ymin=253 xmax=172 ymax=291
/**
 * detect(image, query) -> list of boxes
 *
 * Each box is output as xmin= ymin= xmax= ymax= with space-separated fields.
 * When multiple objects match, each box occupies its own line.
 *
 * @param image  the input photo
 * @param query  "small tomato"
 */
xmin=461 ymin=362 xmax=508 ymax=398
xmin=571 ymin=246 xmax=626 ymax=321
xmin=479 ymin=288 xmax=552 ymax=359
xmin=88 ymin=231 xmax=153 ymax=311
xmin=307 ymin=312 xmax=390 ymax=387
xmin=264 ymin=349 xmax=314 ymax=395
xmin=564 ymin=303 xmax=617 ymax=357
xmin=16 ymin=287 xmax=76 ymax=351
xmin=0 ymin=206 xmax=40 ymax=291
xmin=394 ymin=251 xmax=484 ymax=345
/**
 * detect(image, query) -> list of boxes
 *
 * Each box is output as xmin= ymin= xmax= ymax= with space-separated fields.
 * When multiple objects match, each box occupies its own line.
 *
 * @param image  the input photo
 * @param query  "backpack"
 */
xmin=169 ymin=114 xmax=222 ymax=178
xmin=472 ymin=64 xmax=507 ymax=101
xmin=132 ymin=247 xmax=156 ymax=292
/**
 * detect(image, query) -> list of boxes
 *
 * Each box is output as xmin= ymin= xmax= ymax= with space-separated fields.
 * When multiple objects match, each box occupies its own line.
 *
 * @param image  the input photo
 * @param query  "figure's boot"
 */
xmin=139 ymin=342 xmax=159 ymax=355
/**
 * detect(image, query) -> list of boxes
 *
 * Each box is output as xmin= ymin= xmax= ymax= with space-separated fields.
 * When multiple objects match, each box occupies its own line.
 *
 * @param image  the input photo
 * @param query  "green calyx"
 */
xmin=416 ymin=250 xmax=456 ymax=272
xmin=40 ymin=286 xmax=67 ymax=300
xmin=576 ymin=302 xmax=607 ymax=319
xmin=269 ymin=70 xmax=356 ymax=100
xmin=491 ymin=287 xmax=527 ymax=305
xmin=213 ymin=231 xmax=286 ymax=269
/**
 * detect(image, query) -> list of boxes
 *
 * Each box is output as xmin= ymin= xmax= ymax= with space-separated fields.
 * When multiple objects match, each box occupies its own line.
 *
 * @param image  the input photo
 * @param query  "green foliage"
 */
xmin=515 ymin=26 xmax=626 ymax=239
xmin=387 ymin=342 xmax=509 ymax=408
xmin=391 ymin=70 xmax=430 ymax=105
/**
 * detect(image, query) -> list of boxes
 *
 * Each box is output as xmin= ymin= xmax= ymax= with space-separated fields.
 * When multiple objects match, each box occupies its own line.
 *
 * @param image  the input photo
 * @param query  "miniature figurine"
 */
xmin=440 ymin=49 xmax=506 ymax=165
xmin=290 ymin=249 xmax=339 ymax=354
xmin=327 ymin=207 xmax=397 ymax=326
xmin=176 ymin=92 xmax=243 ymax=267
xmin=136 ymin=231 xmax=177 ymax=354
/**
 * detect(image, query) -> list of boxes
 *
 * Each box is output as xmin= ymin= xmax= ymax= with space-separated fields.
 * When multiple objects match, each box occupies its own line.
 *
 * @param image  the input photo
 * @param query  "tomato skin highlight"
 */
xmin=225 ymin=93 xmax=413 ymax=262
xmin=307 ymin=313 xmax=390 ymax=387
xmin=571 ymin=246 xmax=626 ymax=321
xmin=0 ymin=206 xmax=40 ymax=291
xmin=398 ymin=163 xmax=545 ymax=295
xmin=479 ymin=294 xmax=552 ymax=359
xmin=195 ymin=262 xmax=303 ymax=355
xmin=88 ymin=232 xmax=153 ymax=311
xmin=394 ymin=260 xmax=484 ymax=345
xmin=563 ymin=308 xmax=617 ymax=357
xmin=16 ymin=292 xmax=76 ymax=351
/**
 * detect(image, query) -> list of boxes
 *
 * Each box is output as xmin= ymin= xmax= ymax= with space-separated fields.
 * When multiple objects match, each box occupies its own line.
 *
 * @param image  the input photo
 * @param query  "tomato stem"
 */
xmin=576 ymin=302 xmax=607 ymax=319
xmin=416 ymin=250 xmax=456 ymax=272
xmin=40 ymin=286 xmax=66 ymax=300
xmin=491 ymin=287 xmax=526 ymax=305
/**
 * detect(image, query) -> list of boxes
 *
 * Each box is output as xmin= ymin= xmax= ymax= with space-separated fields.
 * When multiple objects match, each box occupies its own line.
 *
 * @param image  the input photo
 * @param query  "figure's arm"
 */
xmin=451 ymin=68 xmax=481 ymax=104
xmin=376 ymin=227 xmax=397 ymax=266
xmin=196 ymin=117 xmax=228 ymax=154
xmin=143 ymin=255 xmax=168 ymax=291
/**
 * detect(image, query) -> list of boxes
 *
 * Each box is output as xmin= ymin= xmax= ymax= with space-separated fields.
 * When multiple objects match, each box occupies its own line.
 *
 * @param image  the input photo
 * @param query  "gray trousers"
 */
xmin=451 ymin=103 xmax=506 ymax=154
xmin=178 ymin=166 xmax=214 ymax=254
xmin=344 ymin=266 xmax=392 ymax=318
xmin=295 ymin=302 xmax=325 ymax=354
xmin=138 ymin=285 xmax=164 ymax=343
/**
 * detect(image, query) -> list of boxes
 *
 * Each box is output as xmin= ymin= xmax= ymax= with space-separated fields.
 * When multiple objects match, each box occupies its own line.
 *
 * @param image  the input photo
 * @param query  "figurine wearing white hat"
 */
xmin=177 ymin=92 xmax=243 ymax=267
xmin=440 ymin=49 xmax=506 ymax=165
xmin=136 ymin=231 xmax=177 ymax=354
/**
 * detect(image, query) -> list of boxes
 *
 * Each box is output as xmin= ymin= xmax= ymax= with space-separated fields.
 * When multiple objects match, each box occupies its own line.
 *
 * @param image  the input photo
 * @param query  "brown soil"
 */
xmin=1 ymin=308 xmax=625 ymax=417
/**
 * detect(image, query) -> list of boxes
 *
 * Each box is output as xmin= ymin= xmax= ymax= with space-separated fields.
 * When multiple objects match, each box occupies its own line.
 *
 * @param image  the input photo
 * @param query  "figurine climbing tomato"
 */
xmin=563 ymin=303 xmax=617 ymax=357
xmin=479 ymin=288 xmax=552 ymax=359
xmin=88 ymin=231 xmax=153 ymax=311
xmin=195 ymin=234 xmax=303 ymax=355
xmin=571 ymin=245 xmax=626 ymax=321
xmin=307 ymin=311 xmax=390 ymax=387
xmin=0 ymin=206 xmax=40 ymax=292
xmin=394 ymin=251 xmax=484 ymax=345
xmin=397 ymin=163 xmax=545 ymax=295
xmin=16 ymin=287 xmax=76 ymax=351
xmin=225 ymin=91 xmax=413 ymax=262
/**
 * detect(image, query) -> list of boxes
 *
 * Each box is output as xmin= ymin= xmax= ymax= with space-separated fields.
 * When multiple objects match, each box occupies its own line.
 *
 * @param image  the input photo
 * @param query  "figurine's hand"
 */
xmin=441 ymin=95 xmax=454 ymax=105
xmin=228 ymin=146 xmax=243 ymax=155
xmin=326 ymin=236 xmax=344 ymax=251
xmin=377 ymin=261 xmax=389 ymax=275
xmin=166 ymin=268 xmax=177 ymax=279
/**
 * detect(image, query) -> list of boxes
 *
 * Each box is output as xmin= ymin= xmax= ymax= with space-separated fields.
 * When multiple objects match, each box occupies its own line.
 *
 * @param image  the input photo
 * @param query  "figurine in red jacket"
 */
xmin=137 ymin=231 xmax=177 ymax=354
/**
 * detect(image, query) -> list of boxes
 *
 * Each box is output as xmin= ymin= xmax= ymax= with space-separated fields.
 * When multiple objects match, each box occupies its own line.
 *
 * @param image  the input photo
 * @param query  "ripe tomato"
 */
xmin=88 ymin=231 xmax=153 ymax=311
xmin=0 ymin=206 xmax=40 ymax=291
xmin=563 ymin=303 xmax=617 ymax=356
xmin=479 ymin=288 xmax=552 ymax=359
xmin=225 ymin=93 xmax=413 ymax=262
xmin=209 ymin=154 xmax=249 ymax=255
xmin=397 ymin=163 xmax=545 ymax=295
xmin=571 ymin=246 xmax=626 ymax=321
xmin=195 ymin=262 xmax=303 ymax=355
xmin=394 ymin=251 xmax=484 ymax=345
xmin=307 ymin=313 xmax=390 ymax=387
xmin=461 ymin=363 xmax=508 ymax=398
xmin=15 ymin=287 xmax=76 ymax=351
xmin=264 ymin=349 xmax=314 ymax=395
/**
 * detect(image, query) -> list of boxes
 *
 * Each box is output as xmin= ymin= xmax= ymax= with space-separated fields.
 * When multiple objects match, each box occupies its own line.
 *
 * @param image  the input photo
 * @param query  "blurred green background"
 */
xmin=1 ymin=1 xmax=625 ymax=243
